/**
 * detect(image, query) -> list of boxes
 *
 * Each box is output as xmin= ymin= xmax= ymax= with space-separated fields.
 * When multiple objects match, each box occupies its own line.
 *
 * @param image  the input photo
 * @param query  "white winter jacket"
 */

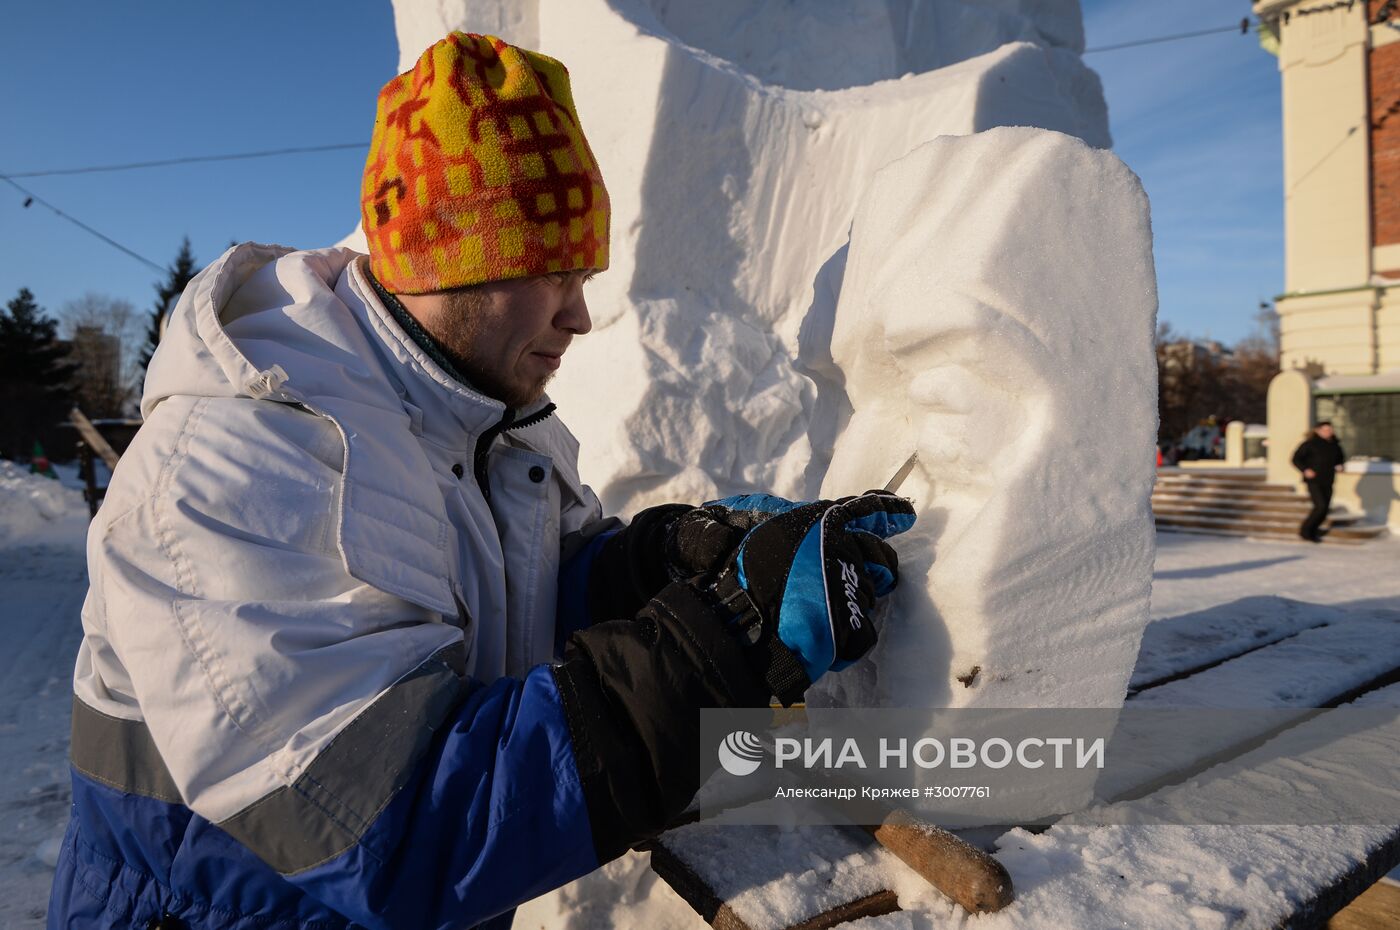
xmin=74 ymin=242 xmax=604 ymax=825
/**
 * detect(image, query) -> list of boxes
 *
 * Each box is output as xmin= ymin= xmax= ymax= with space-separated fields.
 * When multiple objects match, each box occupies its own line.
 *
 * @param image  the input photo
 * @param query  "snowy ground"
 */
xmin=0 ymin=463 xmax=89 ymax=927
xmin=1 ymin=465 xmax=1396 ymax=927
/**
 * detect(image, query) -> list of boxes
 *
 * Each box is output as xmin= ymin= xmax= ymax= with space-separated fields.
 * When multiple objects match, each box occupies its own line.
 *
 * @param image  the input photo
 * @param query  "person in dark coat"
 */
xmin=1291 ymin=421 xmax=1346 ymax=542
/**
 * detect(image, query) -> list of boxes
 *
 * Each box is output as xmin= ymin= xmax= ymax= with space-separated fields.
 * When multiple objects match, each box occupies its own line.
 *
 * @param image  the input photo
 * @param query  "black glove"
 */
xmin=704 ymin=491 xmax=916 ymax=705
xmin=586 ymin=495 xmax=808 ymax=623
xmin=586 ymin=503 xmax=692 ymax=623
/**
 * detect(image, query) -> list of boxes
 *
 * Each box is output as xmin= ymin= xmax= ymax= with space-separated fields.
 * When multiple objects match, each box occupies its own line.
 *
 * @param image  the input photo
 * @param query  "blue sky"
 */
xmin=1081 ymin=0 xmax=1283 ymax=344
xmin=2 ymin=1 xmax=1278 ymax=344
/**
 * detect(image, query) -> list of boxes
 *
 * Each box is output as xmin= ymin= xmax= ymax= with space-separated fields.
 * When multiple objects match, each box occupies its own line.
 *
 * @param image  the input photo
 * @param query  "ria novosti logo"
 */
xmin=718 ymin=730 xmax=765 ymax=776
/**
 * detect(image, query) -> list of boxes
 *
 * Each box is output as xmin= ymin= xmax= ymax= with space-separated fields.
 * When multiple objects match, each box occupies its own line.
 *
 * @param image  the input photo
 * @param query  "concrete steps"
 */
xmin=1151 ymin=470 xmax=1388 ymax=544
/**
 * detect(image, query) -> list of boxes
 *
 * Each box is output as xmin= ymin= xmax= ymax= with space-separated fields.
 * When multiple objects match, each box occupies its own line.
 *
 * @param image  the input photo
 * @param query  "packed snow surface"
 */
xmin=0 ymin=464 xmax=89 ymax=928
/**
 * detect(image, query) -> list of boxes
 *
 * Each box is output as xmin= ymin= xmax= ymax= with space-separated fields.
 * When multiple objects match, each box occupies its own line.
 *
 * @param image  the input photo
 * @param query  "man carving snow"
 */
xmin=50 ymin=32 xmax=914 ymax=930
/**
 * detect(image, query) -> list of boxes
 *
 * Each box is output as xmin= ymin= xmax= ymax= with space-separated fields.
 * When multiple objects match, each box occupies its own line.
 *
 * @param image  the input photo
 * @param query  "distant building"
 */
xmin=1255 ymin=0 xmax=1400 ymax=372
xmin=66 ymin=325 xmax=127 ymax=419
xmin=1160 ymin=338 xmax=1233 ymax=373
xmin=1255 ymin=0 xmax=1400 ymax=525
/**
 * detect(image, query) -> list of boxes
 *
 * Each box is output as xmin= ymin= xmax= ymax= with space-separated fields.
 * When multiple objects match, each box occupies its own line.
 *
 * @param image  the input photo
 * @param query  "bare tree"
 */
xmin=1227 ymin=302 xmax=1281 ymax=427
xmin=59 ymin=293 xmax=142 ymax=418
xmin=1156 ymin=306 xmax=1283 ymax=453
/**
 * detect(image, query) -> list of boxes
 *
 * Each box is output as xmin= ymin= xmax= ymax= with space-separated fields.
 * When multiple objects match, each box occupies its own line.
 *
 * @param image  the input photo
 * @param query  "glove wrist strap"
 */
xmin=711 ymin=570 xmax=810 ymax=707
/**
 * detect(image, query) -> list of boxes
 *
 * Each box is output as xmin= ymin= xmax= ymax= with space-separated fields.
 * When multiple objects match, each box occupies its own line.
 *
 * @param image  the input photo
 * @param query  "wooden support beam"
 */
xmin=68 ymin=408 xmax=120 ymax=470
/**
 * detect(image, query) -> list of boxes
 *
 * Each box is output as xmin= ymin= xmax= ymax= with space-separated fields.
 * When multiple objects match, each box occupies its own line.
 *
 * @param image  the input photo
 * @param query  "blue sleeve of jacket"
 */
xmin=555 ymin=529 xmax=619 ymax=654
xmin=289 ymin=578 xmax=772 ymax=930
xmin=291 ymin=664 xmax=597 ymax=930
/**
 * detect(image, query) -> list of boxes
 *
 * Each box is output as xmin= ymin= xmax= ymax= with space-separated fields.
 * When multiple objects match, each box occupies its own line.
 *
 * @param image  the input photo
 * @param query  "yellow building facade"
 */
xmin=1255 ymin=0 xmax=1400 ymax=526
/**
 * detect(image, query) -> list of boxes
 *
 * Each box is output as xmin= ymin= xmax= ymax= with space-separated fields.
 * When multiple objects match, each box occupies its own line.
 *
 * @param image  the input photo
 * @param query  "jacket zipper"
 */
xmin=473 ymin=402 xmax=556 ymax=500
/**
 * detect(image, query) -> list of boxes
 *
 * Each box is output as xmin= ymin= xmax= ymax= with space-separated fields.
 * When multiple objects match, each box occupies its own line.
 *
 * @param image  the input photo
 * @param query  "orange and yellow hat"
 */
xmin=361 ymin=33 xmax=610 ymax=294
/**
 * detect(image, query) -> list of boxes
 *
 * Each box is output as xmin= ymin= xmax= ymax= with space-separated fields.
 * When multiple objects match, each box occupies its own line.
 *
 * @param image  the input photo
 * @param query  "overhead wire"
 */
xmin=2 ymin=142 xmax=366 ymax=179
xmin=1084 ymin=21 xmax=1254 ymax=55
xmin=0 ymin=145 xmax=368 ymax=273
xmin=0 ymin=176 xmax=165 ymax=273
xmin=1087 ymin=0 xmax=1397 ymax=55
xmin=4 ymin=7 xmax=1383 ymax=271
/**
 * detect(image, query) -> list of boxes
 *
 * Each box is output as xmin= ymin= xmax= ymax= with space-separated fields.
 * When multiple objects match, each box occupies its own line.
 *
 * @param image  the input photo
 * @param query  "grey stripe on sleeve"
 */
xmin=69 ymin=646 xmax=468 ymax=875
xmin=218 ymin=647 xmax=466 ymax=873
xmin=71 ymin=698 xmax=183 ymax=803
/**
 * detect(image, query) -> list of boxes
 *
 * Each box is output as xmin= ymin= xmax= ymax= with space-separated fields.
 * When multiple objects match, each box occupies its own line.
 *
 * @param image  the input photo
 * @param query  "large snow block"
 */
xmin=381 ymin=0 xmax=1112 ymax=513
xmin=814 ymin=127 xmax=1158 ymax=710
xmin=543 ymin=0 xmax=1110 ymax=514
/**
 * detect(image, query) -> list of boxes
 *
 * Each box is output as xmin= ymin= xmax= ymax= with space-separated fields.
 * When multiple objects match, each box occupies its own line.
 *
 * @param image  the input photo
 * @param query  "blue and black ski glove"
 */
xmin=587 ymin=495 xmax=808 ymax=624
xmin=705 ymin=490 xmax=917 ymax=705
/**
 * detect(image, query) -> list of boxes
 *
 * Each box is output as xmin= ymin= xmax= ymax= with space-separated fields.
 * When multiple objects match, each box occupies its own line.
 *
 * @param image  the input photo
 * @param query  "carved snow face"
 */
xmin=815 ymin=130 xmax=1157 ymax=713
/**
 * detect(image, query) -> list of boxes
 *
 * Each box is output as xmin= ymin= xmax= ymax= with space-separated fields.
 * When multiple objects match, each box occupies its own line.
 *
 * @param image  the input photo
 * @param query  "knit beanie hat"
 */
xmin=361 ymin=33 xmax=610 ymax=294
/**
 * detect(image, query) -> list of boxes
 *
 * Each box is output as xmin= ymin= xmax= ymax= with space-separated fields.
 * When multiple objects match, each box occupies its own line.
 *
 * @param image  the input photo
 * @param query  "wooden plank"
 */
xmin=1293 ymin=834 xmax=1400 ymax=930
xmin=649 ymin=838 xmax=900 ymax=930
xmin=982 ymin=686 xmax=1400 ymax=929
xmin=68 ymin=408 xmax=120 ymax=470
xmin=1105 ymin=619 xmax=1400 ymax=803
xmin=1128 ymin=595 xmax=1350 ymax=693
xmin=1327 ymin=877 xmax=1400 ymax=930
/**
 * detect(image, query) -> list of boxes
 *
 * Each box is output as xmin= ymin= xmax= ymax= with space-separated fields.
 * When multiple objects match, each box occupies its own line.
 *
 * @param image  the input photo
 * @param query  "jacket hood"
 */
xmin=145 ymin=243 xmax=360 ymax=416
xmin=143 ymin=242 xmax=526 ymax=446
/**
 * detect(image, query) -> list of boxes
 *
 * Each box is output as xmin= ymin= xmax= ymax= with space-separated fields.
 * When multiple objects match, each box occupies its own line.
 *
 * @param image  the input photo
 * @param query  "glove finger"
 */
xmin=705 ymin=493 xmax=809 ymax=515
xmin=668 ymin=508 xmax=748 ymax=577
xmin=832 ymin=491 xmax=917 ymax=540
xmin=848 ymin=530 xmax=900 ymax=596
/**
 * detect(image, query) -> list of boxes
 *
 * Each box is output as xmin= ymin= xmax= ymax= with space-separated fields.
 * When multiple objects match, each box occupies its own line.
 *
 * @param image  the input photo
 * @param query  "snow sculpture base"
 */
xmin=814 ymin=127 xmax=1157 ymax=711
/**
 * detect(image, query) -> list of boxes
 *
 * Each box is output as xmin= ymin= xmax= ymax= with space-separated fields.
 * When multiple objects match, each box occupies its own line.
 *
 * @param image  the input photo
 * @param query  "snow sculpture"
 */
xmin=814 ymin=127 xmax=1158 ymax=710
xmin=382 ymin=0 xmax=1112 ymax=514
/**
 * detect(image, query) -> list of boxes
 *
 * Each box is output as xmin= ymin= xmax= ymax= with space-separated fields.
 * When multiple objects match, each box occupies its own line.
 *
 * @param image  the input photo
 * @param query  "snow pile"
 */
xmin=0 ymin=460 xmax=88 ymax=549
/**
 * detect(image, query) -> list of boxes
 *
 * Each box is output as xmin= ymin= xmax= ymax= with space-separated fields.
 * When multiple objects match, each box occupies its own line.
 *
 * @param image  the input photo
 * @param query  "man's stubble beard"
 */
xmin=436 ymin=292 xmax=552 ymax=410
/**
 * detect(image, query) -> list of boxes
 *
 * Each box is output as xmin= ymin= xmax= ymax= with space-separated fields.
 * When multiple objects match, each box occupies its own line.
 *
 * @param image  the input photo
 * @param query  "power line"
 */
xmin=1084 ymin=21 xmax=1253 ymax=55
xmin=0 ymin=176 xmax=164 ymax=273
xmin=2 ymin=142 xmax=366 ymax=179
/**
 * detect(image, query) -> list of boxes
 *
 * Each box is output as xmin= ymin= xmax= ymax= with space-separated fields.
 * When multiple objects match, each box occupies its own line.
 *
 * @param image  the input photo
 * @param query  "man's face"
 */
xmin=1317 ymin=424 xmax=1335 ymax=440
xmin=435 ymin=271 xmax=594 ymax=408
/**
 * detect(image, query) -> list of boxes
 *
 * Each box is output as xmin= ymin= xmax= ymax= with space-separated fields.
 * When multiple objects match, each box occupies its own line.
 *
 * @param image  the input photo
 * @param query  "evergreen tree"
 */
xmin=0 ymin=288 xmax=76 ymax=386
xmin=138 ymin=237 xmax=198 ymax=373
xmin=0 ymin=288 xmax=77 ymax=460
